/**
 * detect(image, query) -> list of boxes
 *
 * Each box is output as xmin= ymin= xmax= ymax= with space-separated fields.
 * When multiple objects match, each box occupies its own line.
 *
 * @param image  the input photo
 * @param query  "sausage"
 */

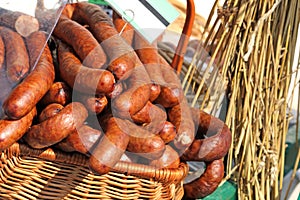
xmin=168 ymin=98 xmax=195 ymax=151
xmin=107 ymin=82 xmax=123 ymax=99
xmin=0 ymin=107 xmax=36 ymax=151
xmin=2 ymin=31 xmax=55 ymax=119
xmin=56 ymin=124 xmax=102 ymax=154
xmin=0 ymin=26 xmax=30 ymax=83
xmin=142 ymin=104 xmax=167 ymax=135
xmin=53 ymin=15 xmax=106 ymax=69
xmin=38 ymin=103 xmax=64 ymax=122
xmin=112 ymin=11 xmax=134 ymax=45
xmin=77 ymin=94 xmax=108 ymax=114
xmin=131 ymin=101 xmax=153 ymax=124
xmin=0 ymin=36 xmax=4 ymax=70
xmin=0 ymin=8 xmax=39 ymax=37
xmin=61 ymin=4 xmax=76 ymax=19
xmin=154 ymin=55 xmax=184 ymax=108
xmin=149 ymin=145 xmax=180 ymax=169
xmin=181 ymin=108 xmax=232 ymax=162
xmin=115 ymin=118 xmax=165 ymax=160
xmin=149 ymin=83 xmax=161 ymax=102
xmin=57 ymin=41 xmax=115 ymax=95
xmin=89 ymin=117 xmax=129 ymax=175
xmin=40 ymin=81 xmax=72 ymax=106
xmin=72 ymin=2 xmax=137 ymax=80
xmin=159 ymin=121 xmax=177 ymax=144
xmin=112 ymin=65 xmax=151 ymax=119
xmin=24 ymin=102 xmax=88 ymax=149
xmin=183 ymin=159 xmax=224 ymax=199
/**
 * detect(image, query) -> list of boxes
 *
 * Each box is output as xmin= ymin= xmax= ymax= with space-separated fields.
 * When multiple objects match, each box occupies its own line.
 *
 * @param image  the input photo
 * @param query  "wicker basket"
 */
xmin=0 ymin=143 xmax=189 ymax=200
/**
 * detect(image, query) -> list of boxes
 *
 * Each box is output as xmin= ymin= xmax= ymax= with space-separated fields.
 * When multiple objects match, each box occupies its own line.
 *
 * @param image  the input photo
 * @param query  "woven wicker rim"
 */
xmin=2 ymin=143 xmax=189 ymax=184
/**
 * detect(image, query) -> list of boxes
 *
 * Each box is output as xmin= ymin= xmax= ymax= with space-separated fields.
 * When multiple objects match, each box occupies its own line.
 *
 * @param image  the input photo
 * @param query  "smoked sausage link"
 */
xmin=0 ymin=107 xmax=36 ymax=151
xmin=3 ymin=31 xmax=55 ymax=119
xmin=24 ymin=102 xmax=88 ymax=149
xmin=89 ymin=117 xmax=129 ymax=175
xmin=181 ymin=108 xmax=232 ymax=162
xmin=183 ymin=159 xmax=224 ymax=199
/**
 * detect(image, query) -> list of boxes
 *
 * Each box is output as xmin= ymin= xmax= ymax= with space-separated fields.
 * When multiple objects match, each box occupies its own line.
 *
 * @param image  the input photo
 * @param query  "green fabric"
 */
xmin=88 ymin=0 xmax=108 ymax=5
xmin=200 ymin=181 xmax=237 ymax=200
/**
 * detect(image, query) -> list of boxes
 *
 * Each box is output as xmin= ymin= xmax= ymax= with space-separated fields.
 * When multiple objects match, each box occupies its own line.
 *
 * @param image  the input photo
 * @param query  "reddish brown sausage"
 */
xmin=149 ymin=83 xmax=161 ymax=102
xmin=79 ymin=94 xmax=108 ymax=114
xmin=2 ymin=31 xmax=55 ymax=119
xmin=38 ymin=103 xmax=64 ymax=122
xmin=183 ymin=159 xmax=224 ymax=199
xmin=53 ymin=15 xmax=106 ymax=69
xmin=40 ymin=81 xmax=72 ymax=106
xmin=155 ymin=55 xmax=184 ymax=108
xmin=107 ymin=82 xmax=123 ymax=99
xmin=112 ymin=11 xmax=134 ymax=45
xmin=89 ymin=117 xmax=129 ymax=175
xmin=112 ymin=65 xmax=151 ymax=119
xmin=159 ymin=121 xmax=177 ymax=144
xmin=57 ymin=41 xmax=115 ymax=95
xmin=115 ymin=118 xmax=165 ymax=160
xmin=24 ymin=102 xmax=88 ymax=149
xmin=181 ymin=108 xmax=232 ymax=162
xmin=0 ymin=26 xmax=29 ymax=83
xmin=168 ymin=98 xmax=195 ymax=151
xmin=56 ymin=124 xmax=102 ymax=154
xmin=72 ymin=2 xmax=137 ymax=80
xmin=0 ymin=107 xmax=36 ymax=151
xmin=149 ymin=145 xmax=180 ymax=169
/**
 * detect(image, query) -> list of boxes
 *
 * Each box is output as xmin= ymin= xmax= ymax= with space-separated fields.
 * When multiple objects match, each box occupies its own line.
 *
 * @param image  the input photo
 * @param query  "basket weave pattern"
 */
xmin=0 ymin=143 xmax=188 ymax=200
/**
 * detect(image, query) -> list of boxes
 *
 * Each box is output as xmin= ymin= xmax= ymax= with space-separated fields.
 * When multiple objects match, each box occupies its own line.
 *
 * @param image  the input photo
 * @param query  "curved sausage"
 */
xmin=2 ymin=31 xmax=55 ymax=119
xmin=183 ymin=159 xmax=224 ymax=199
xmin=53 ymin=15 xmax=106 ymax=69
xmin=107 ymin=82 xmax=123 ymax=99
xmin=115 ymin=118 xmax=166 ymax=160
xmin=149 ymin=145 xmax=180 ymax=169
xmin=89 ymin=117 xmax=129 ymax=175
xmin=56 ymin=124 xmax=103 ymax=154
xmin=168 ymin=98 xmax=195 ymax=151
xmin=0 ymin=26 xmax=29 ymax=83
xmin=0 ymin=107 xmax=36 ymax=151
xmin=159 ymin=121 xmax=177 ymax=144
xmin=181 ymin=108 xmax=232 ymax=162
xmin=57 ymin=41 xmax=115 ymax=95
xmin=72 ymin=2 xmax=137 ymax=80
xmin=40 ymin=81 xmax=72 ymax=106
xmin=38 ymin=103 xmax=64 ymax=122
xmin=78 ymin=94 xmax=108 ymax=114
xmin=155 ymin=55 xmax=184 ymax=108
xmin=112 ymin=65 xmax=151 ymax=119
xmin=24 ymin=102 xmax=88 ymax=149
xmin=149 ymin=83 xmax=161 ymax=102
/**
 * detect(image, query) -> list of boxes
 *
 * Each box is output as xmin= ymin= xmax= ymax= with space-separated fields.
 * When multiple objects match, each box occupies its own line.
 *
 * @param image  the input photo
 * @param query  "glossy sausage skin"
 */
xmin=24 ymin=102 xmax=88 ymax=149
xmin=38 ymin=103 xmax=64 ymax=122
xmin=0 ymin=107 xmax=36 ymax=151
xmin=181 ymin=108 xmax=232 ymax=162
xmin=40 ymin=81 xmax=72 ymax=106
xmin=168 ymin=98 xmax=195 ymax=151
xmin=112 ymin=11 xmax=134 ymax=45
xmin=53 ymin=15 xmax=106 ymax=69
xmin=183 ymin=159 xmax=224 ymax=199
xmin=89 ymin=117 xmax=129 ymax=175
xmin=112 ymin=65 xmax=151 ymax=119
xmin=159 ymin=121 xmax=177 ymax=144
xmin=2 ymin=31 xmax=55 ymax=119
xmin=57 ymin=124 xmax=102 ymax=154
xmin=0 ymin=26 xmax=29 ymax=83
xmin=0 ymin=36 xmax=4 ymax=70
xmin=149 ymin=145 xmax=180 ymax=169
xmin=115 ymin=118 xmax=166 ymax=160
xmin=72 ymin=2 xmax=136 ymax=80
xmin=57 ymin=41 xmax=115 ymax=95
xmin=80 ymin=94 xmax=108 ymax=114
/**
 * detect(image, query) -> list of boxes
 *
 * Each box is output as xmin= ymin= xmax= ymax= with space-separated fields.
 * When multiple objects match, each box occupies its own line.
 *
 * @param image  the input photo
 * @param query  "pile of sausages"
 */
xmin=0 ymin=2 xmax=232 ymax=199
